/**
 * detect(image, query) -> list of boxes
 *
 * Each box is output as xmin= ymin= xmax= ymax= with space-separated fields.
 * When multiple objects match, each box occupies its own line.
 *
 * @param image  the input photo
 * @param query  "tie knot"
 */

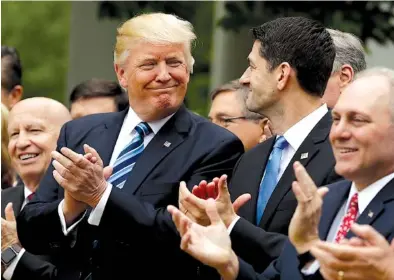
xmin=274 ymin=136 xmax=288 ymax=150
xmin=27 ymin=193 xmax=35 ymax=201
xmin=135 ymin=122 xmax=152 ymax=138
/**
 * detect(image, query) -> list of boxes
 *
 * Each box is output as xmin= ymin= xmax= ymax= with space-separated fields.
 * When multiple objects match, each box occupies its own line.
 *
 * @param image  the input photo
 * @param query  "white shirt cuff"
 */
xmin=58 ymin=200 xmax=86 ymax=236
xmin=3 ymin=248 xmax=25 ymax=280
xmin=301 ymin=259 xmax=320 ymax=275
xmin=88 ymin=183 xmax=112 ymax=226
xmin=227 ymin=216 xmax=241 ymax=234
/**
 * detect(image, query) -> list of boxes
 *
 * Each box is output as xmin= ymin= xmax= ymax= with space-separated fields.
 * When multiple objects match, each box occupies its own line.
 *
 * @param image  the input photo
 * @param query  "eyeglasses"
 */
xmin=215 ymin=116 xmax=247 ymax=127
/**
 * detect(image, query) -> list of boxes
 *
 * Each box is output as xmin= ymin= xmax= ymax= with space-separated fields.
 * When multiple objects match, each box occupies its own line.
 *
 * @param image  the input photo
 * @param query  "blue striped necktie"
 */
xmin=256 ymin=136 xmax=288 ymax=225
xmin=107 ymin=122 xmax=152 ymax=189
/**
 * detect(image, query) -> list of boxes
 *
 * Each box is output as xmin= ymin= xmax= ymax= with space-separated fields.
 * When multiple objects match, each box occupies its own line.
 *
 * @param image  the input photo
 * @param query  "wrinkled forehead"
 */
xmin=8 ymin=109 xmax=50 ymax=130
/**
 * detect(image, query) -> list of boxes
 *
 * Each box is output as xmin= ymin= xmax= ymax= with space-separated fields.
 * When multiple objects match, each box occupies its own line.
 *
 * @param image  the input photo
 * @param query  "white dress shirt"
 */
xmin=3 ymin=186 xmax=34 ymax=280
xmin=58 ymin=107 xmax=174 ymax=234
xmin=302 ymin=172 xmax=394 ymax=275
xmin=227 ymin=104 xmax=329 ymax=232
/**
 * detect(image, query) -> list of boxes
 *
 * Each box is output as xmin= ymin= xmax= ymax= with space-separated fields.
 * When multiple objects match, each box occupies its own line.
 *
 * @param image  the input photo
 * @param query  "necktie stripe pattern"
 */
xmin=256 ymin=136 xmax=288 ymax=225
xmin=335 ymin=193 xmax=358 ymax=243
xmin=107 ymin=122 xmax=152 ymax=189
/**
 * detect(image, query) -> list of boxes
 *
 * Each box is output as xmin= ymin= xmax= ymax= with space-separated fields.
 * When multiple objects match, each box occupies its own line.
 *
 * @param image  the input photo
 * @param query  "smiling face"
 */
xmin=330 ymin=75 xmax=394 ymax=188
xmin=240 ymin=41 xmax=279 ymax=115
xmin=115 ymin=42 xmax=190 ymax=121
xmin=8 ymin=102 xmax=64 ymax=188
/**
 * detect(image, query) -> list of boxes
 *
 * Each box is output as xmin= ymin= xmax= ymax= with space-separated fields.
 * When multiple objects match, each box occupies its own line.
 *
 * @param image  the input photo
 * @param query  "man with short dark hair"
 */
xmin=1 ymin=46 xmax=23 ymax=110
xmin=180 ymin=16 xmax=342 ymax=273
xmin=69 ymin=78 xmax=129 ymax=119
xmin=209 ymin=80 xmax=269 ymax=150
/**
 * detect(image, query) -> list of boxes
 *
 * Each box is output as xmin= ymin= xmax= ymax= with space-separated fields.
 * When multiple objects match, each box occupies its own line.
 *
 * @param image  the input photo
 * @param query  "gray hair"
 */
xmin=328 ymin=29 xmax=366 ymax=74
xmin=210 ymin=80 xmax=265 ymax=121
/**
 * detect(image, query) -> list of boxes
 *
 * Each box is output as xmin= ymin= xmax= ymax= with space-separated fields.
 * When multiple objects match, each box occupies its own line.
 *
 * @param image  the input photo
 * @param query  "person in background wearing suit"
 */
xmin=1 ymin=97 xmax=73 ymax=279
xmin=69 ymin=78 xmax=129 ymax=119
xmin=17 ymin=13 xmax=244 ymax=280
xmin=180 ymin=16 xmax=341 ymax=273
xmin=208 ymin=80 xmax=269 ymax=151
xmin=322 ymin=29 xmax=366 ymax=109
xmin=168 ymin=67 xmax=394 ymax=280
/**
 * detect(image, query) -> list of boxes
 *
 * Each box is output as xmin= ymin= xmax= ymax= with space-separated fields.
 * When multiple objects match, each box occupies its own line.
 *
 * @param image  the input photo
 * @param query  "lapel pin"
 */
xmin=300 ymin=152 xmax=308 ymax=160
xmin=368 ymin=210 xmax=374 ymax=218
xmin=163 ymin=141 xmax=171 ymax=147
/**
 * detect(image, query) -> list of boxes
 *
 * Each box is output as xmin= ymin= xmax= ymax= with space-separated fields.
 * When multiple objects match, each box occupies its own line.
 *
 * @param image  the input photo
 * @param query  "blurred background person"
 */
xmin=1 ymin=97 xmax=75 ymax=280
xmin=1 ymin=103 xmax=15 ymax=189
xmin=208 ymin=80 xmax=269 ymax=151
xmin=1 ymin=46 xmax=23 ymax=110
xmin=322 ymin=29 xmax=366 ymax=108
xmin=69 ymin=78 xmax=128 ymax=119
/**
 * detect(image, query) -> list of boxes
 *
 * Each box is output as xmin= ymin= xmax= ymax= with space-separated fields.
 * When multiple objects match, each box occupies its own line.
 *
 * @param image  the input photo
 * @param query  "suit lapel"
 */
xmin=13 ymin=184 xmax=25 ymax=216
xmin=319 ymin=181 xmax=351 ymax=240
xmin=240 ymin=138 xmax=275 ymax=222
xmin=87 ymin=110 xmax=128 ymax=166
xmin=122 ymin=106 xmax=191 ymax=194
xmin=259 ymin=112 xmax=332 ymax=228
xmin=346 ymin=178 xmax=394 ymax=239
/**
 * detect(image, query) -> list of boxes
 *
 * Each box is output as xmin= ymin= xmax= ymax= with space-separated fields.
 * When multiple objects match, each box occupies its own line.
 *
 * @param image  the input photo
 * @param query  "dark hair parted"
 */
xmin=1 ymin=46 xmax=22 ymax=92
xmin=252 ymin=17 xmax=335 ymax=97
xmin=70 ymin=78 xmax=129 ymax=112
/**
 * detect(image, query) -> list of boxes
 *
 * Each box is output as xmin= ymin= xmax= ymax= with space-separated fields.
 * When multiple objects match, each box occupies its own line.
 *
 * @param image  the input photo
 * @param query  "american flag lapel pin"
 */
xmin=163 ymin=141 xmax=171 ymax=147
xmin=368 ymin=210 xmax=374 ymax=218
xmin=300 ymin=152 xmax=308 ymax=160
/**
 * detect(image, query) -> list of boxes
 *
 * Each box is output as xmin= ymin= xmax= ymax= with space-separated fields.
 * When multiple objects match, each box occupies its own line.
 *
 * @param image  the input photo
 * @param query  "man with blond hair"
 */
xmin=18 ymin=13 xmax=243 ymax=279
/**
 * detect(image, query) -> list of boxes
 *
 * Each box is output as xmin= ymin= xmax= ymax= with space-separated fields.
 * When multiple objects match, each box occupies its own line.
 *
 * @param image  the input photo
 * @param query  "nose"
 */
xmin=239 ymin=68 xmax=251 ymax=86
xmin=156 ymin=62 xmax=171 ymax=83
xmin=330 ymin=118 xmax=351 ymax=141
xmin=15 ymin=131 xmax=31 ymax=150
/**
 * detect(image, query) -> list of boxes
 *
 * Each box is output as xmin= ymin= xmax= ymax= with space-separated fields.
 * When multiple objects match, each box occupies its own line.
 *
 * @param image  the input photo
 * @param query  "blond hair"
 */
xmin=114 ymin=13 xmax=196 ymax=73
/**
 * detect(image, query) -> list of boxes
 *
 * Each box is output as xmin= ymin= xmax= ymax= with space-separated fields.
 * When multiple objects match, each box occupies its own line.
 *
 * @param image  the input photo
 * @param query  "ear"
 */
xmin=338 ymin=64 xmax=354 ymax=92
xmin=114 ymin=63 xmax=128 ymax=89
xmin=258 ymin=117 xmax=272 ymax=143
xmin=276 ymin=62 xmax=291 ymax=91
xmin=8 ymin=85 xmax=23 ymax=108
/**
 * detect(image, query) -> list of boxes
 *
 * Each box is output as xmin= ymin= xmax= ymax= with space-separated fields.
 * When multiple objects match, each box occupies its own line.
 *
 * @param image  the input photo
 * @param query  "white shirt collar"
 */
xmin=283 ymin=104 xmax=328 ymax=151
xmin=123 ymin=106 xmax=175 ymax=135
xmin=347 ymin=172 xmax=394 ymax=215
xmin=24 ymin=185 xmax=33 ymax=200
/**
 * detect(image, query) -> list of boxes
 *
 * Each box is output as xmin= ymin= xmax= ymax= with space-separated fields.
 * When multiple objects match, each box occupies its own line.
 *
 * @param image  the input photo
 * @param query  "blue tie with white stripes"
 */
xmin=107 ymin=122 xmax=152 ymax=189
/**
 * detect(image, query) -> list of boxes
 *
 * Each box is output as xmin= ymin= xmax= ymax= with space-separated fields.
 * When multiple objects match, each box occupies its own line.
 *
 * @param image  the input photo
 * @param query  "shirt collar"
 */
xmin=124 ymin=106 xmax=175 ymax=135
xmin=347 ymin=172 xmax=394 ymax=215
xmin=283 ymin=104 xmax=328 ymax=151
xmin=24 ymin=185 xmax=33 ymax=200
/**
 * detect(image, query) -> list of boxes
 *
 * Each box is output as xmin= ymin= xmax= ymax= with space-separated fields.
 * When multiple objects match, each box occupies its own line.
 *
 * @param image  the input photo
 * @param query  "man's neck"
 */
xmin=268 ymin=91 xmax=323 ymax=135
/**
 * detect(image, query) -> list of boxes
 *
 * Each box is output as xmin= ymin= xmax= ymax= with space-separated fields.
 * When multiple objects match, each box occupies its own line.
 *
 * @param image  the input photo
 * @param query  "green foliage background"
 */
xmin=1 ymin=1 xmax=71 ymax=103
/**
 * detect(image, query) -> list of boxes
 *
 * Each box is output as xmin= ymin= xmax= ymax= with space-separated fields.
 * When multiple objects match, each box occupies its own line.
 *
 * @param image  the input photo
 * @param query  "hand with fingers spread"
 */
xmin=180 ymin=175 xmax=251 ymax=227
xmin=288 ymin=161 xmax=329 ymax=254
xmin=52 ymin=144 xmax=113 ymax=209
xmin=310 ymin=223 xmax=394 ymax=280
xmin=167 ymin=199 xmax=239 ymax=280
xmin=1 ymin=203 xmax=20 ymax=251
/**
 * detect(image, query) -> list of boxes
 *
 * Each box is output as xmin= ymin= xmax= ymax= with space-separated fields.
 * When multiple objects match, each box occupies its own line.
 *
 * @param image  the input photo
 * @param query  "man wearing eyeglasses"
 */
xmin=209 ymin=80 xmax=269 ymax=151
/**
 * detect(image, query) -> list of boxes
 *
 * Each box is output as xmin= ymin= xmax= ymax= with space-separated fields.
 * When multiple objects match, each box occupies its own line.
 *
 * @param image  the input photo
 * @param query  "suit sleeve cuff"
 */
xmin=3 ymin=248 xmax=25 ymax=280
xmin=227 ymin=216 xmax=241 ymax=234
xmin=88 ymin=183 xmax=112 ymax=226
xmin=58 ymin=200 xmax=86 ymax=236
xmin=299 ymin=251 xmax=319 ymax=275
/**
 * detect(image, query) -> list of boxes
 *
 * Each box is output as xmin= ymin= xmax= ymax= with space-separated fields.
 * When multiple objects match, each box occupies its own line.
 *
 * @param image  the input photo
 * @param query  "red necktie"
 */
xmin=335 ymin=193 xmax=358 ymax=243
xmin=27 ymin=193 xmax=35 ymax=201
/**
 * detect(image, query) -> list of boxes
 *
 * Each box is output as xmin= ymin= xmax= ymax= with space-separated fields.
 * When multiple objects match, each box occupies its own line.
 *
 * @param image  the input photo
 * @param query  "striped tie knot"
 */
xmin=135 ymin=122 xmax=152 ymax=138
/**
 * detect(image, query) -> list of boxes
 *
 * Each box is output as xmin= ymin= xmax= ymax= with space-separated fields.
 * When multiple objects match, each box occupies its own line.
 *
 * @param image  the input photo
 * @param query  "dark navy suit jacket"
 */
xmin=236 ymin=179 xmax=394 ymax=280
xmin=17 ymin=106 xmax=244 ymax=280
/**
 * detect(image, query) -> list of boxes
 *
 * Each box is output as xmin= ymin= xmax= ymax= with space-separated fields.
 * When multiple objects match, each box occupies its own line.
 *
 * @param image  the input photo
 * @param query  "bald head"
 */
xmin=8 ymin=97 xmax=71 ymax=190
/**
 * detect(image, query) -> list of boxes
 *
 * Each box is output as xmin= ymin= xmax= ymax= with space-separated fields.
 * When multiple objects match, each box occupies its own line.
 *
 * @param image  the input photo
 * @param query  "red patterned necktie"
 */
xmin=27 ymin=192 xmax=35 ymax=201
xmin=335 ymin=193 xmax=359 ymax=243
